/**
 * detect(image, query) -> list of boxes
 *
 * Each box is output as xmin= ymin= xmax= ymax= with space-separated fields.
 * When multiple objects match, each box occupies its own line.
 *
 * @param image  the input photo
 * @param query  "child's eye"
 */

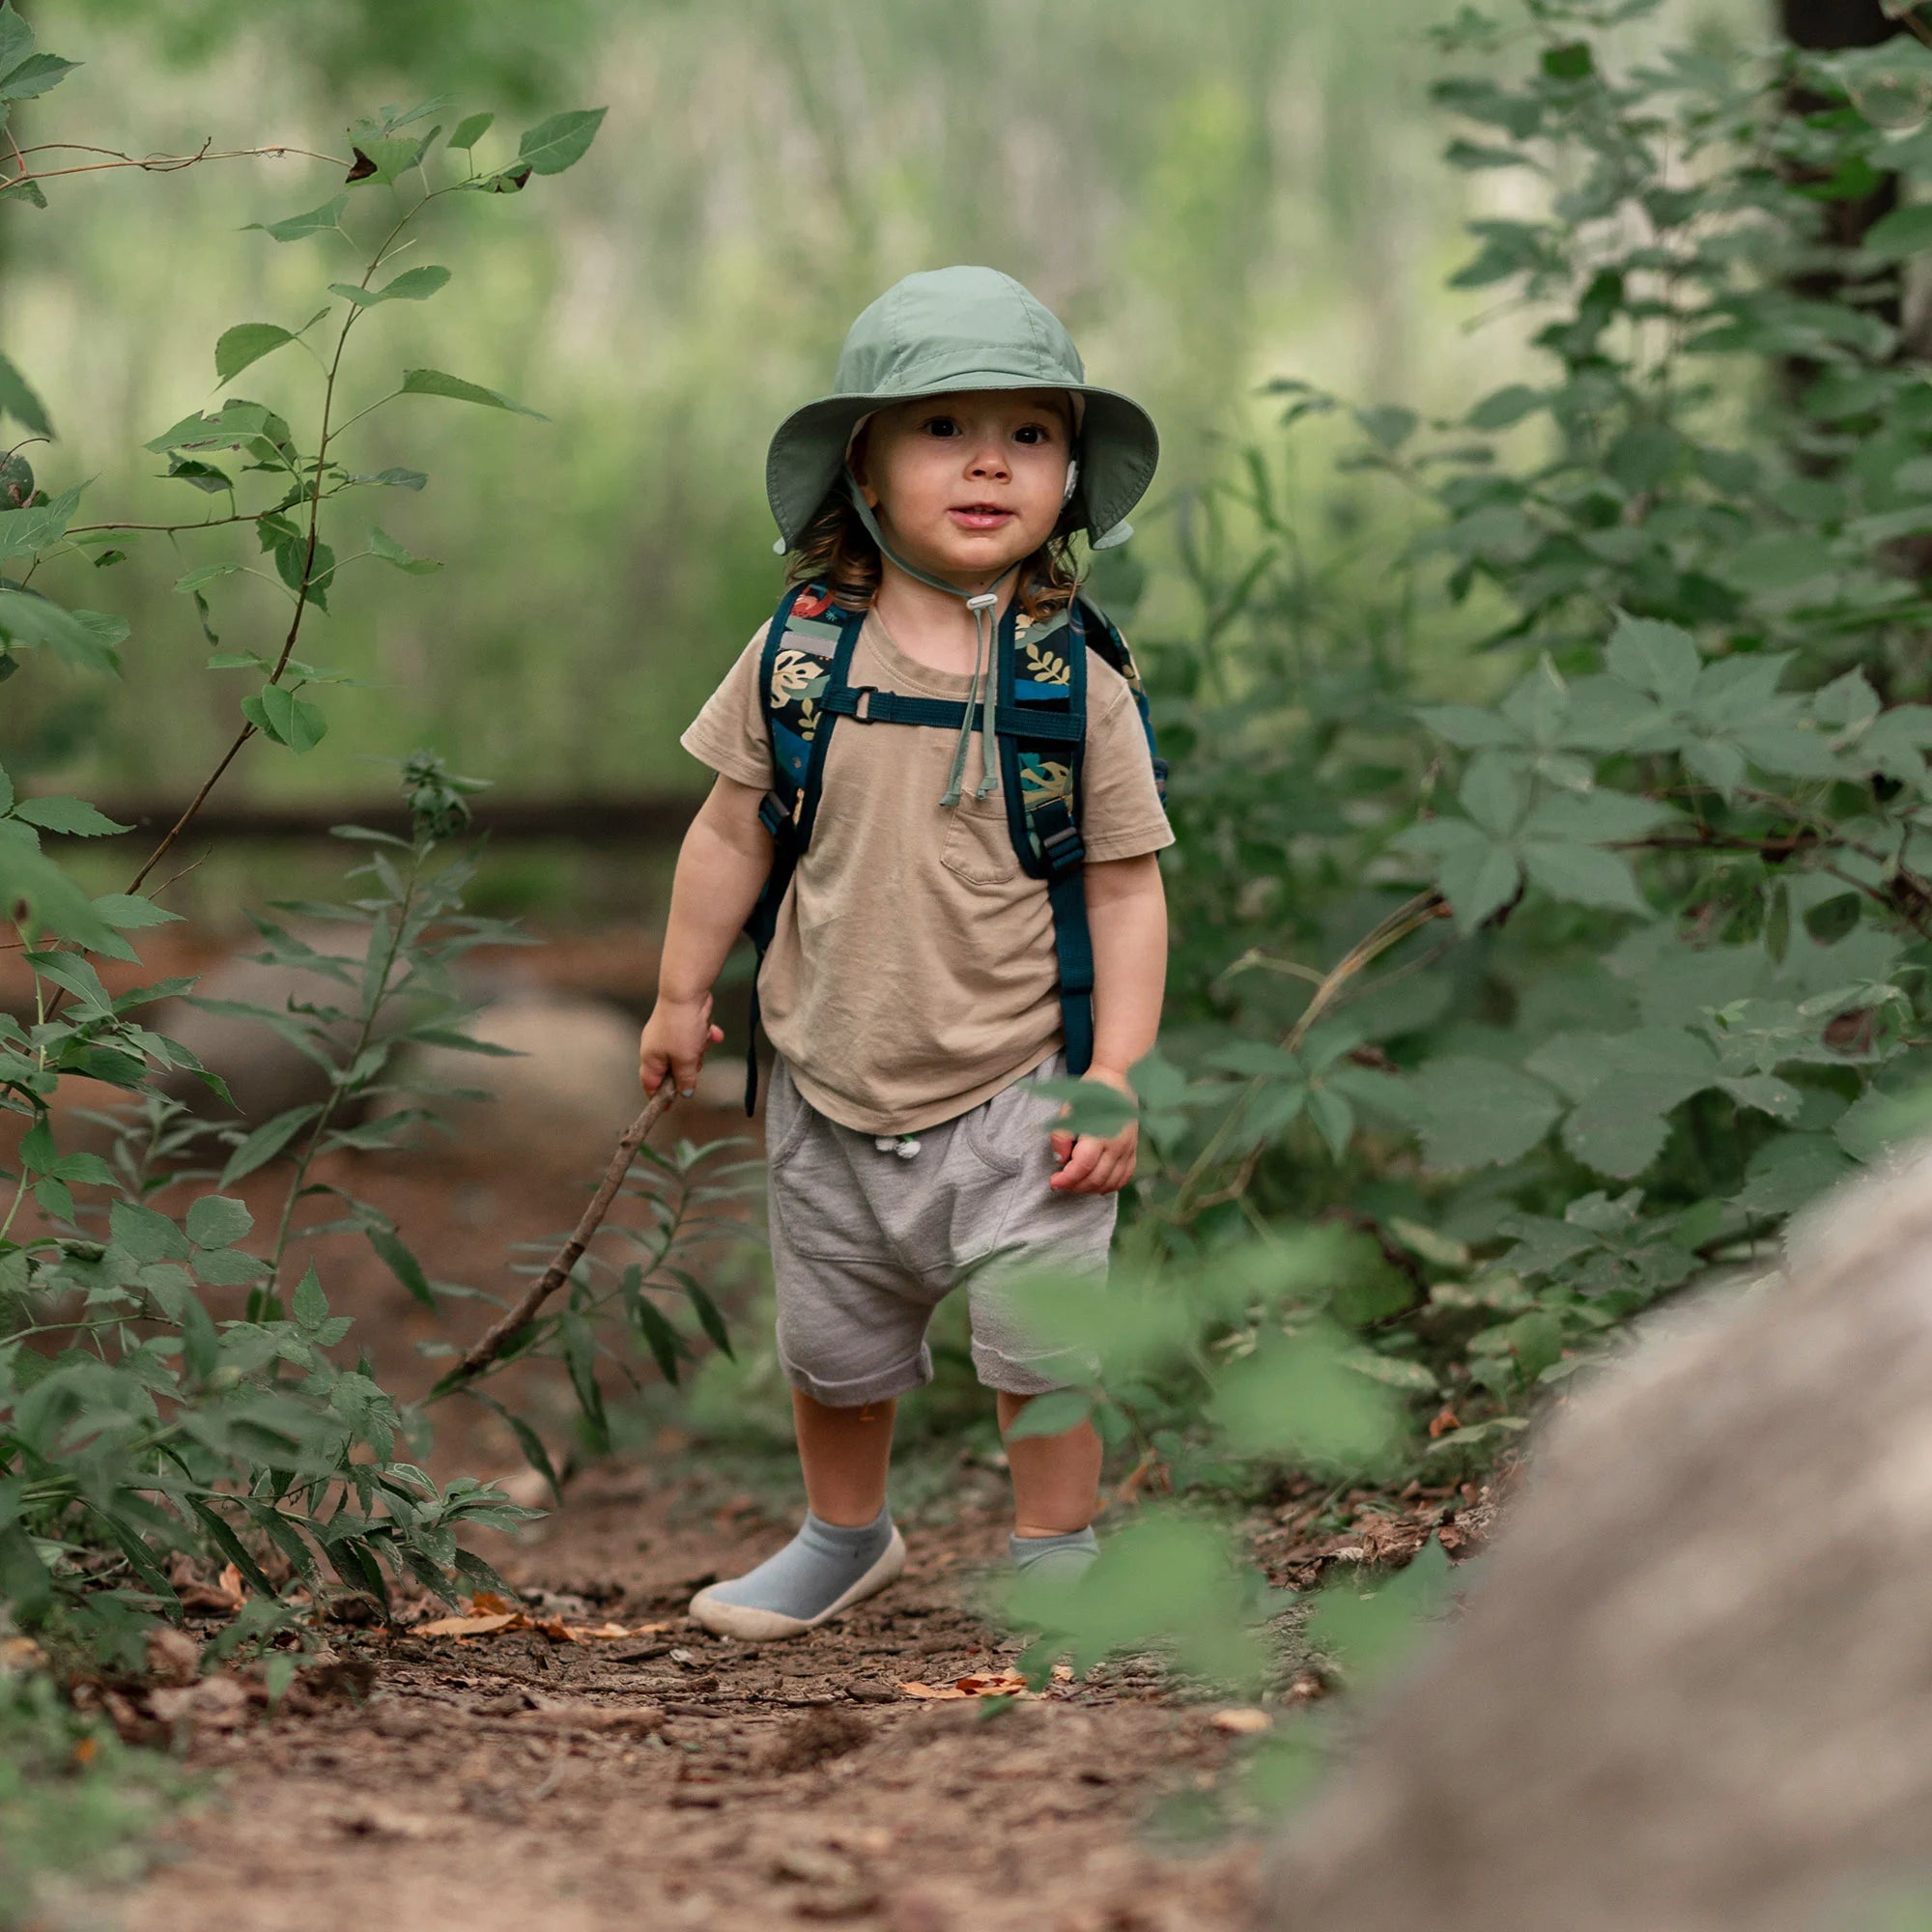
xmin=920 ymin=415 xmax=961 ymax=438
xmin=1013 ymin=422 xmax=1058 ymax=445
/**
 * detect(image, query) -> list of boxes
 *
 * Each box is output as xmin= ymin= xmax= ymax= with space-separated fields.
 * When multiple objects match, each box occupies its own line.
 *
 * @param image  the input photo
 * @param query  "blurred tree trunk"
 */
xmin=1778 ymin=0 xmax=1909 ymax=379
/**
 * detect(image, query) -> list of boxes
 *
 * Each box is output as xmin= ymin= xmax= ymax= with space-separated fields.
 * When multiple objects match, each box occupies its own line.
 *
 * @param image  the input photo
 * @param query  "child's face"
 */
xmin=853 ymin=389 xmax=1072 ymax=586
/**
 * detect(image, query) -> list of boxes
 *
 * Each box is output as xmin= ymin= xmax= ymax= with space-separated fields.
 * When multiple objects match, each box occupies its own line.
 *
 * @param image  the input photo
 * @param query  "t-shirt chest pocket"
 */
xmin=938 ymin=793 xmax=1020 ymax=887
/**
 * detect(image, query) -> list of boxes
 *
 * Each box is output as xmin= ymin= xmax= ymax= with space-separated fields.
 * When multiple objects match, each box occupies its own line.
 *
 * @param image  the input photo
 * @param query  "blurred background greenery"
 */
xmin=4 ymin=0 xmax=1752 ymax=919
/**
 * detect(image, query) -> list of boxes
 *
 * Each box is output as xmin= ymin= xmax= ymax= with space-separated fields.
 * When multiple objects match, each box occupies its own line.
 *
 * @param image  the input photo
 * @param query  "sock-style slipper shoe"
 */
xmin=687 ymin=1525 xmax=907 ymax=1641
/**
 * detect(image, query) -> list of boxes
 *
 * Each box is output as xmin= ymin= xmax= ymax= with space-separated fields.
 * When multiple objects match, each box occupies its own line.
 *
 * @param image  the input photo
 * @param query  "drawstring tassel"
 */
xmin=968 ymin=591 xmax=1000 ymax=802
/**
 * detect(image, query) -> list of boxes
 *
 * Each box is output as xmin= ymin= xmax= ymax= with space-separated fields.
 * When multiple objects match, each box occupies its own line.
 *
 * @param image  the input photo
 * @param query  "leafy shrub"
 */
xmin=0 ymin=5 xmax=742 ymax=1711
xmin=1012 ymin=0 xmax=1932 ymax=1747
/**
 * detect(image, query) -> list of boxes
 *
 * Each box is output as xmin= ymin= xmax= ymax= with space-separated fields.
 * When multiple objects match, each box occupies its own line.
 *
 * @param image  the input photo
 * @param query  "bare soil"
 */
xmin=111 ymin=1468 xmax=1273 ymax=1932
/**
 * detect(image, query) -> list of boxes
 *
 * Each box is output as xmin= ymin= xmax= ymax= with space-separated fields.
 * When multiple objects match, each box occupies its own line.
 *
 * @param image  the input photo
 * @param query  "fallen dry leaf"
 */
xmin=1210 ymin=1707 xmax=1273 ymax=1735
xmin=1428 ymin=1404 xmax=1462 ymax=1440
xmin=954 ymin=1670 xmax=1030 ymax=1697
xmin=414 ymin=1611 xmax=519 ymax=1638
xmin=1051 ymin=1663 xmax=1074 ymax=1683
xmin=0 ymin=1636 xmax=43 ymax=1672
xmin=469 ymin=1590 xmax=517 ymax=1615
xmin=899 ymin=1670 xmax=1035 ymax=1701
xmin=216 ymin=1562 xmax=246 ymax=1604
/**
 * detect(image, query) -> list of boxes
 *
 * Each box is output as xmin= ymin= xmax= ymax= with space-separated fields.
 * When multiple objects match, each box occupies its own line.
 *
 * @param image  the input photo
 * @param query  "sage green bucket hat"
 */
xmin=764 ymin=265 xmax=1159 ymax=554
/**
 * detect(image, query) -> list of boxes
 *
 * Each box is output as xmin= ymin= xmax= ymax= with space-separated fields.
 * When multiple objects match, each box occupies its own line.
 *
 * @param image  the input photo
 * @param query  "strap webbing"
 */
xmin=1047 ymin=867 xmax=1095 ymax=1076
xmin=820 ymin=685 xmax=1080 ymax=738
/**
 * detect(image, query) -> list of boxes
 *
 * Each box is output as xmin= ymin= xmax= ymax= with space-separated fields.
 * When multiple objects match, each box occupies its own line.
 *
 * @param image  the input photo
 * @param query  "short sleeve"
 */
xmin=680 ymin=621 xmax=776 ymax=790
xmin=1079 ymin=654 xmax=1175 ymax=863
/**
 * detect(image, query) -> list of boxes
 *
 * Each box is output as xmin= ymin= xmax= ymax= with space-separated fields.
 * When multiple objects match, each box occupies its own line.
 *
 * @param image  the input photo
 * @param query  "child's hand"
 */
xmin=1048 ymin=1065 xmax=1139 ymax=1194
xmin=639 ymin=993 xmax=724 ymax=1099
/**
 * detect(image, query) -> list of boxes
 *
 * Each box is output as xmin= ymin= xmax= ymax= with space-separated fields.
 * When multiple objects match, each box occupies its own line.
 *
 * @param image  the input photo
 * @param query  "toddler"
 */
xmin=638 ymin=265 xmax=1170 ymax=1639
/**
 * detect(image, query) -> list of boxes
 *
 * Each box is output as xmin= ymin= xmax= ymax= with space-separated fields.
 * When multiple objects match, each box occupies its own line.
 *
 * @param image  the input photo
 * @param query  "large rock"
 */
xmin=147 ymin=918 xmax=413 ymax=1125
xmin=374 ymin=989 xmax=659 ymax=1179
xmin=1262 ymin=1149 xmax=1932 ymax=1932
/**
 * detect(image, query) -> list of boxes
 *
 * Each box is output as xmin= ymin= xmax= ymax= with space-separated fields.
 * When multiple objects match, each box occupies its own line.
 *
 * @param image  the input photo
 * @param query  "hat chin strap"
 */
xmin=840 ymin=466 xmax=1022 ymax=810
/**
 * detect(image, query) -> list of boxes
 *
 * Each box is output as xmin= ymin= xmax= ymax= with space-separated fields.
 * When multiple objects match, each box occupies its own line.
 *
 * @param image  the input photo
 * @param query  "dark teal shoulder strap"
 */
xmin=742 ymin=583 xmax=865 ymax=1114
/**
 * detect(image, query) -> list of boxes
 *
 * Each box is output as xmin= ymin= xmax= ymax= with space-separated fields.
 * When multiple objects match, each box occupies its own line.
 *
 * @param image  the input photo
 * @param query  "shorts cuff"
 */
xmin=971 ymin=1340 xmax=1097 ymax=1397
xmin=779 ymin=1348 xmax=934 ymax=1408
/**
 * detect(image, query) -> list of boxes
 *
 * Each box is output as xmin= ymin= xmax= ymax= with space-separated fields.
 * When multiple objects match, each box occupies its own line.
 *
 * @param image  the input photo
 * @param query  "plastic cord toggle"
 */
xmin=873 ymin=1133 xmax=922 ymax=1160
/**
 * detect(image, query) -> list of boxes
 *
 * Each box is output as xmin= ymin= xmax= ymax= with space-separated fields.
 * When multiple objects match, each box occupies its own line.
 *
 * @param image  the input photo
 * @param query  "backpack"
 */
xmin=739 ymin=581 xmax=1168 ymax=1115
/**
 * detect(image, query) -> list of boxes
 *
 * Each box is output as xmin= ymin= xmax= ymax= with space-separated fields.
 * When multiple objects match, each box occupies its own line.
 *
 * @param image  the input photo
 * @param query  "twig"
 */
xmin=440 ymin=1086 xmax=679 ymax=1387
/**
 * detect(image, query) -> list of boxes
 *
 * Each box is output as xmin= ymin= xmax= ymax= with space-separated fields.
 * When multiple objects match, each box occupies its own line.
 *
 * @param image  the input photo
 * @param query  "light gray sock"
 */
xmin=701 ymin=1504 xmax=895 ymax=1621
xmin=1009 ymin=1525 xmax=1099 ymax=1578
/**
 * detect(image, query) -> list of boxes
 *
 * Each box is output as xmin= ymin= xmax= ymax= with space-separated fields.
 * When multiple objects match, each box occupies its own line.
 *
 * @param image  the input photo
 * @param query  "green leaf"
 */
xmin=1605 ymin=613 xmax=1700 ymax=702
xmin=1028 ymin=1076 xmax=1138 ymax=1138
xmin=243 ymin=684 xmax=327 ymax=753
xmin=1865 ymin=202 xmax=1932 ymax=260
xmin=12 ymin=794 xmax=130 ymax=836
xmin=214 ymin=323 xmax=297 ymax=385
xmin=0 ymin=8 xmax=32 ymax=82
xmin=217 ymin=1103 xmax=322 ymax=1188
xmin=1465 ymin=384 xmax=1546 ymax=430
xmin=464 ymin=1390 xmax=562 ymax=1507
xmin=244 ymin=193 xmax=347 ymax=242
xmin=0 ymin=347 xmax=50 ymax=437
xmin=108 ymin=1198 xmax=191 ymax=1264
xmin=187 ymin=1500 xmax=278 ymax=1599
xmin=174 ymin=562 xmax=242 ymax=595
xmin=1438 ymin=838 xmax=1520 ymax=935
xmin=515 ymin=106 xmax=607 ymax=176
xmin=562 ymin=1310 xmax=609 ymax=1449
xmin=0 ymin=820 xmax=121 ymax=951
xmin=1458 ymin=753 xmax=1524 ymax=838
xmin=399 ymin=367 xmax=547 ymax=419
xmin=0 ymin=590 xmax=124 ymax=671
xmin=367 ymin=1227 xmax=436 ymax=1308
xmin=0 ymin=480 xmax=83 ymax=563
xmin=631 ymin=1295 xmax=683 ymax=1384
xmin=346 ymin=130 xmax=434 ymax=186
xmin=1413 ymin=704 xmax=1517 ymax=748
xmin=367 ymin=525 xmax=440 ymax=574
xmin=448 ymin=111 xmax=494 ymax=151
xmin=185 ymin=1194 xmax=253 ymax=1250
xmin=1005 ymin=1388 xmax=1093 ymax=1439
xmin=293 ymin=1263 xmax=328 ymax=1329
xmin=192 ymin=1246 xmax=270 ymax=1287
xmin=1406 ymin=1057 xmax=1561 ymax=1169
xmin=1520 ymin=839 xmax=1650 ymax=915
xmin=0 ymin=52 xmax=78 ymax=100
xmin=329 ymin=265 xmax=451 ymax=307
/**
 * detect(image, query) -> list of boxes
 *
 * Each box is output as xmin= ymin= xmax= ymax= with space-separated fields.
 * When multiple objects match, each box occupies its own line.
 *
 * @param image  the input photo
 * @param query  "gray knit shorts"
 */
xmin=764 ymin=1052 xmax=1117 ymax=1406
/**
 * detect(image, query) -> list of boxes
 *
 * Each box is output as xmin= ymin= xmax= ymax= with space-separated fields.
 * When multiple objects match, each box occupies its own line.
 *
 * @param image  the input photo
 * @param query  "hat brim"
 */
xmin=765 ymin=374 xmax=1158 ymax=551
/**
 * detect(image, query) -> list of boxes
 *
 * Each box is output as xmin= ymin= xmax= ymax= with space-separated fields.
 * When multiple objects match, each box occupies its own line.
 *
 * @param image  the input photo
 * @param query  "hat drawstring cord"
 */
xmin=841 ymin=468 xmax=1018 ymax=810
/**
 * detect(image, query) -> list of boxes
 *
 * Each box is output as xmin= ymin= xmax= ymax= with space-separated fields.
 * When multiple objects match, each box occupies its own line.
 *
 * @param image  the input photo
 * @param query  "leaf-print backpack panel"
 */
xmin=738 ymin=580 xmax=1167 ymax=1115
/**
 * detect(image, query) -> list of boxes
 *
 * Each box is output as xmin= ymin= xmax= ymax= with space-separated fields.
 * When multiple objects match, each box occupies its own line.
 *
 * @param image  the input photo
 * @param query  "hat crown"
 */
xmin=833 ymin=266 xmax=1086 ymax=399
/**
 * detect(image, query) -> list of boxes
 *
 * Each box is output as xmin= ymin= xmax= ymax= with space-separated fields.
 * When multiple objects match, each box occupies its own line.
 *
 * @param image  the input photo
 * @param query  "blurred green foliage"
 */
xmin=6 ymin=0 xmax=1750 ymax=889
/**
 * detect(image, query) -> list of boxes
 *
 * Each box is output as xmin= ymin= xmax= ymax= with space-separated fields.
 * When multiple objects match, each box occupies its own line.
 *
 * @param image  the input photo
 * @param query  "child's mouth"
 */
xmin=949 ymin=505 xmax=1015 ymax=531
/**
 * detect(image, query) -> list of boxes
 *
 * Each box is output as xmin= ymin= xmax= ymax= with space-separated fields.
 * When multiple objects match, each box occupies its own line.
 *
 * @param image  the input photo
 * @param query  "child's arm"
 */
xmin=639 ymin=775 xmax=773 ymax=1097
xmin=1049 ymin=852 xmax=1168 ymax=1194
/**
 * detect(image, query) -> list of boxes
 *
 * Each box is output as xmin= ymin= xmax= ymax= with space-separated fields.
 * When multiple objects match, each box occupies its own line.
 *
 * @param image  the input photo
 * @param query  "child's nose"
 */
xmin=966 ymin=439 xmax=1010 ymax=479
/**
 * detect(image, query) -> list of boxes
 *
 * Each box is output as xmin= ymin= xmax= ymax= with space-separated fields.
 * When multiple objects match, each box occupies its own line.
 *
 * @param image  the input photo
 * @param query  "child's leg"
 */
xmin=996 ymin=1390 xmax=1101 ymax=1537
xmin=795 ymin=1389 xmax=896 ymax=1524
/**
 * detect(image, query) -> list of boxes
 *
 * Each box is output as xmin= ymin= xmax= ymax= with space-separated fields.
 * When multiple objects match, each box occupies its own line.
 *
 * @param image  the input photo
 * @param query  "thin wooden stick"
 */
xmin=441 ymin=1085 xmax=678 ymax=1387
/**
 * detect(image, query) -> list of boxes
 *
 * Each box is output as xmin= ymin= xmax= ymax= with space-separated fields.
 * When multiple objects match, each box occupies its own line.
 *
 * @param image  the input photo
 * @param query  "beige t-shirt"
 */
xmin=680 ymin=608 xmax=1173 ymax=1135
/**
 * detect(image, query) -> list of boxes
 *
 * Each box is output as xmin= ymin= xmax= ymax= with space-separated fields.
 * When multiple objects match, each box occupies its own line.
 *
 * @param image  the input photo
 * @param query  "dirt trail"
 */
xmin=110 ymin=1465 xmax=1265 ymax=1932
xmin=14 ymin=921 xmax=1475 ymax=1931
